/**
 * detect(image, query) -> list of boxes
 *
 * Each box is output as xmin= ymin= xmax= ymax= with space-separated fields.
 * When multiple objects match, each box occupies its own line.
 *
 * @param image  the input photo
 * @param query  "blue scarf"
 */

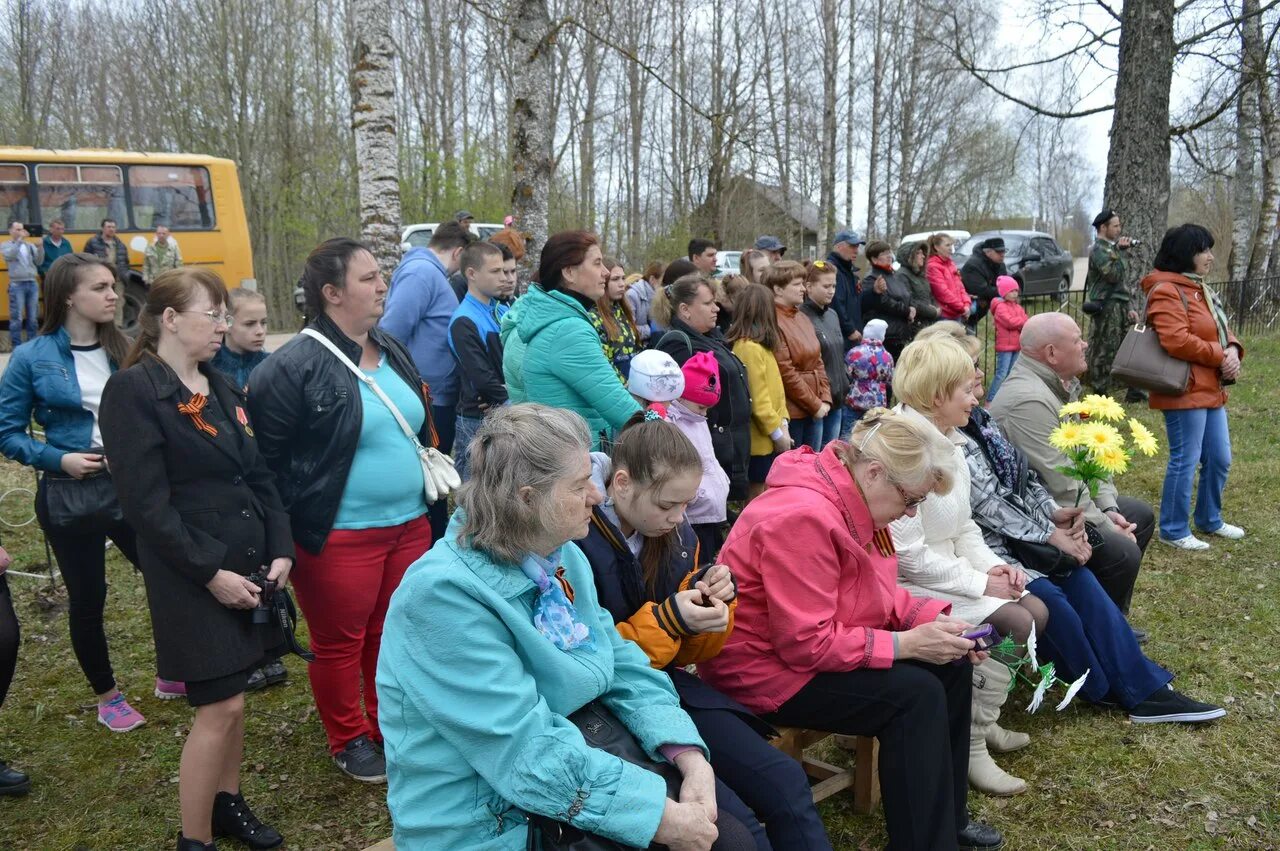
xmin=519 ymin=549 xmax=596 ymax=652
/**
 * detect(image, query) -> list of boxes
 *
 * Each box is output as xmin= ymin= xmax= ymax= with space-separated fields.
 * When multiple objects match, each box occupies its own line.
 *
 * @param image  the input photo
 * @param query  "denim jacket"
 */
xmin=0 ymin=328 xmax=114 ymax=472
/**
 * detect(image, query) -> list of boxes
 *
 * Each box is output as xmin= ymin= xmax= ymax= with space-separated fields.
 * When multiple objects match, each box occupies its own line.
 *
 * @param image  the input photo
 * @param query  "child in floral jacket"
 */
xmin=845 ymin=318 xmax=895 ymax=420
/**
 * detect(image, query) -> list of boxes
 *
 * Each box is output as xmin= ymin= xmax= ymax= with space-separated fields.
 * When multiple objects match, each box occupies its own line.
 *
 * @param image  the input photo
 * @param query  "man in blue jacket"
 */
xmin=447 ymin=242 xmax=508 ymax=481
xmin=381 ymin=220 xmax=471 ymax=540
xmin=826 ymin=229 xmax=866 ymax=350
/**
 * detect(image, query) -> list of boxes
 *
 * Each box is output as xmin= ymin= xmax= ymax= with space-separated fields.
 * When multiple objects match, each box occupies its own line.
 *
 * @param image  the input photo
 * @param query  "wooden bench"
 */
xmin=770 ymin=727 xmax=880 ymax=814
xmin=364 ymin=730 xmax=880 ymax=850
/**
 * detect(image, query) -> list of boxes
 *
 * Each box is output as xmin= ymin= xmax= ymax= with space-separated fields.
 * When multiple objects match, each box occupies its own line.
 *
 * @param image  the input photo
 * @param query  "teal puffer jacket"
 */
xmin=509 ymin=285 xmax=639 ymax=448
xmin=500 ymin=296 xmax=528 ymax=403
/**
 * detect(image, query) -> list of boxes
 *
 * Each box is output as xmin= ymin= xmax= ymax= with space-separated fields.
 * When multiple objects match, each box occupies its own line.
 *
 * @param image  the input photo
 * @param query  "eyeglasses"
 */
xmin=893 ymin=481 xmax=929 ymax=509
xmin=181 ymin=309 xmax=234 ymax=326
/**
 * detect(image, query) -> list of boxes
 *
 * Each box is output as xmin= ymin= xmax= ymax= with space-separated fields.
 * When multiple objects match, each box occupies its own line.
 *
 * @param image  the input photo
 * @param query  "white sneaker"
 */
xmin=1205 ymin=523 xmax=1245 ymax=540
xmin=1160 ymin=534 xmax=1210 ymax=551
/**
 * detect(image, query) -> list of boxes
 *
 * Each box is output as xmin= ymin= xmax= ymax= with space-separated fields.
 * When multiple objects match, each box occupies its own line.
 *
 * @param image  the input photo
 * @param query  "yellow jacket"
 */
xmin=732 ymin=339 xmax=787 ymax=456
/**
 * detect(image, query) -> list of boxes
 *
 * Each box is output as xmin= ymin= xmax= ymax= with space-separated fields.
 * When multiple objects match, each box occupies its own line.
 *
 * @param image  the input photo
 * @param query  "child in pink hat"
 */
xmin=988 ymin=275 xmax=1028 ymax=402
xmin=669 ymin=351 xmax=732 ymax=559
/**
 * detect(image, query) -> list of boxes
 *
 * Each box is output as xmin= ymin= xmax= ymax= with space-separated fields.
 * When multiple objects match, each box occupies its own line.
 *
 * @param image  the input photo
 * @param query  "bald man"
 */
xmin=989 ymin=313 xmax=1155 ymax=619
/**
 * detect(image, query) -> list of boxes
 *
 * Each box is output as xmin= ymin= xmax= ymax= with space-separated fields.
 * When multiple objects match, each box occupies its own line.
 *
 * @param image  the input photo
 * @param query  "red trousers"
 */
xmin=291 ymin=515 xmax=432 ymax=754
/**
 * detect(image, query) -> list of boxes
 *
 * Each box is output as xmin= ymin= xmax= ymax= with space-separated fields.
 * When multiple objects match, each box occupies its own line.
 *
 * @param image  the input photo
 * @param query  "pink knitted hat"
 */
xmin=680 ymin=350 xmax=722 ymax=407
xmin=996 ymin=275 xmax=1020 ymax=298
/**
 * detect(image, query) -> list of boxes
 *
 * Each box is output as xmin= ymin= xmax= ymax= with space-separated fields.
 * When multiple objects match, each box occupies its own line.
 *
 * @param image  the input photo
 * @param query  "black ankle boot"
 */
xmin=211 ymin=791 xmax=283 ymax=849
xmin=176 ymin=835 xmax=217 ymax=851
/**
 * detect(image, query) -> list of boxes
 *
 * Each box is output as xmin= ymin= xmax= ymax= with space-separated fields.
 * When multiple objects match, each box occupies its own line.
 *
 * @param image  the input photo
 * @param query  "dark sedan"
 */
xmin=954 ymin=230 xmax=1073 ymax=299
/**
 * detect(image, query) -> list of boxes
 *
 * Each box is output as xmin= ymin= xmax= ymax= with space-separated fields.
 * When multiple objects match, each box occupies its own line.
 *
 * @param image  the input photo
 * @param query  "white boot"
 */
xmin=969 ymin=658 xmax=1027 ymax=796
xmin=980 ymin=661 xmax=1030 ymax=753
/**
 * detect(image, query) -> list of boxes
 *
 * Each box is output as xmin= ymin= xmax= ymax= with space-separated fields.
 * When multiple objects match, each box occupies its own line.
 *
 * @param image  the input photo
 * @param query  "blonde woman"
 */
xmin=888 ymin=336 xmax=1046 ymax=797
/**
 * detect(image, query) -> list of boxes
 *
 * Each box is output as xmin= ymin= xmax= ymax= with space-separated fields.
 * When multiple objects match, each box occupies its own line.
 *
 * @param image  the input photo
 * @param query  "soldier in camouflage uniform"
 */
xmin=1085 ymin=209 xmax=1140 ymax=395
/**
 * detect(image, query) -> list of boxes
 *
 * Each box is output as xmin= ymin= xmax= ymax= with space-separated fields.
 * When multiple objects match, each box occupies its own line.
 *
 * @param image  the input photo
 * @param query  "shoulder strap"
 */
xmin=1142 ymin=281 xmax=1191 ymax=322
xmin=300 ymin=328 xmax=424 ymax=449
xmin=657 ymin=328 xmax=695 ymax=360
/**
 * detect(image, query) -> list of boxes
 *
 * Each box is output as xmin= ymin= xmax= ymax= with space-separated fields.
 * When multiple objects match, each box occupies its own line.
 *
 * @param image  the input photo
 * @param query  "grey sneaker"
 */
xmin=334 ymin=735 xmax=386 ymax=783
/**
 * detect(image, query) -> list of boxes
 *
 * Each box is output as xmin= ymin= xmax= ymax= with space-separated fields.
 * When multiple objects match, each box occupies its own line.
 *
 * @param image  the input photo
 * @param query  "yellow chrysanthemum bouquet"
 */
xmin=1049 ymin=394 xmax=1159 ymax=505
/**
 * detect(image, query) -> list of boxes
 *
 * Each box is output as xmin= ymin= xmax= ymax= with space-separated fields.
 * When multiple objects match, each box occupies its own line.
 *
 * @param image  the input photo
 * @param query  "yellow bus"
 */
xmin=0 ymin=148 xmax=255 ymax=330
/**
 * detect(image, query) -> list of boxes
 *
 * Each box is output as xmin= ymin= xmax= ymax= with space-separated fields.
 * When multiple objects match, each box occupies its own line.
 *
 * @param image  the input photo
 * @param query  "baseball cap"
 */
xmin=754 ymin=235 xmax=786 ymax=252
xmin=833 ymin=229 xmax=865 ymax=247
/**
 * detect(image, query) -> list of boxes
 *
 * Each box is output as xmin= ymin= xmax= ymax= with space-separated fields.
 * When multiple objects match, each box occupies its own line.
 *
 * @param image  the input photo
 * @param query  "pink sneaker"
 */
xmin=154 ymin=678 xmax=187 ymax=700
xmin=97 ymin=693 xmax=146 ymax=733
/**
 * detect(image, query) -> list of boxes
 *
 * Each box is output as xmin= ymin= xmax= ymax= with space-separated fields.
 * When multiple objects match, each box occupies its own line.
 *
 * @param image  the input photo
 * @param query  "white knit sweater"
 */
xmin=890 ymin=405 xmax=1006 ymax=606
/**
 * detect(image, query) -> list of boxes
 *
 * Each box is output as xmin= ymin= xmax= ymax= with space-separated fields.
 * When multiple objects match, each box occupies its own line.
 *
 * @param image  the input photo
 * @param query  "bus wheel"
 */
xmin=122 ymin=279 xmax=148 ymax=336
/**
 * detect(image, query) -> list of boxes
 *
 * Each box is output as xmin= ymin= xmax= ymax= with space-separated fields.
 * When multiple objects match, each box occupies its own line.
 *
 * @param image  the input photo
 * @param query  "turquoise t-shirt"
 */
xmin=332 ymin=356 xmax=429 ymax=530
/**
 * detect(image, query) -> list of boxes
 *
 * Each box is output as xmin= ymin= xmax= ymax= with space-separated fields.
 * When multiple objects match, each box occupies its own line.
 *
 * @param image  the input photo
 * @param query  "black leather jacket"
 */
xmin=246 ymin=312 xmax=435 ymax=554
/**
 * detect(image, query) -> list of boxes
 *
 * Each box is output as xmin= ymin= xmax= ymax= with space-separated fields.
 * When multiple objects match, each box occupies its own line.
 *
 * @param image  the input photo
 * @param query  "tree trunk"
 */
xmin=819 ymin=0 xmax=838 ymax=247
xmin=865 ymin=0 xmax=886 ymax=238
xmin=844 ymin=0 xmax=856 ymax=229
xmin=510 ymin=0 xmax=554 ymax=278
xmin=1248 ymin=70 xmax=1280 ymax=278
xmin=1230 ymin=0 xmax=1261 ymax=280
xmin=350 ymin=0 xmax=402 ymax=276
xmin=1104 ymin=0 xmax=1176 ymax=304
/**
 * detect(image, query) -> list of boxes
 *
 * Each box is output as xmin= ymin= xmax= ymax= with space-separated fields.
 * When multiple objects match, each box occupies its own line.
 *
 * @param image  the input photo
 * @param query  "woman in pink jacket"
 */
xmin=697 ymin=409 xmax=1004 ymax=851
xmin=925 ymin=234 xmax=973 ymax=321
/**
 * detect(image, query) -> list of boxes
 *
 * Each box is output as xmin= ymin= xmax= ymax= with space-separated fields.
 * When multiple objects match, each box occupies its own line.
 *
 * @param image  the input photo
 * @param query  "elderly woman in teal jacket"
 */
xmin=505 ymin=231 xmax=640 ymax=448
xmin=377 ymin=403 xmax=739 ymax=851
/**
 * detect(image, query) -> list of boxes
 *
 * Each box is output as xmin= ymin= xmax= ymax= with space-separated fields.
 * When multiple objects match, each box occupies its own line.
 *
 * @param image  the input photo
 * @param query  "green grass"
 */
xmin=2 ymin=341 xmax=1279 ymax=850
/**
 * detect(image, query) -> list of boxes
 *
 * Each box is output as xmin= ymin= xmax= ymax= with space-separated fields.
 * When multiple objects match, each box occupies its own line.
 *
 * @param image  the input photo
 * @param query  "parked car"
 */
xmin=954 ymin=230 xmax=1073 ymax=298
xmin=400 ymin=222 xmax=504 ymax=252
xmin=900 ymin=228 xmax=970 ymax=246
xmin=715 ymin=250 xmax=743 ymax=277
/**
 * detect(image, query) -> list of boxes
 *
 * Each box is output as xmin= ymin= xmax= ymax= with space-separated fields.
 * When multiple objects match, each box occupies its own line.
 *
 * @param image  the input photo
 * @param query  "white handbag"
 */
xmin=300 ymin=328 xmax=461 ymax=503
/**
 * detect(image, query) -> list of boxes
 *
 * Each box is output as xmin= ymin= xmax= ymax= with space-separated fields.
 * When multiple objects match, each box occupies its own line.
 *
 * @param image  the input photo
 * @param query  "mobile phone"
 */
xmin=962 ymin=624 xmax=997 ymax=650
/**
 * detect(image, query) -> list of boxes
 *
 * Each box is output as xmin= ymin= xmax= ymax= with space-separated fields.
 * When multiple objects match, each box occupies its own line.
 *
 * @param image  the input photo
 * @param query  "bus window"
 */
xmin=129 ymin=165 xmax=215 ymax=230
xmin=0 ymin=164 xmax=32 ymax=226
xmin=36 ymin=164 xmax=127 ymax=231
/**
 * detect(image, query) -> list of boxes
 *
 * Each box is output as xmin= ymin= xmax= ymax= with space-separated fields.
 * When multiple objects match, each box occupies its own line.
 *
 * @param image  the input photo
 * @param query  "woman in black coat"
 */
xmin=101 ymin=268 xmax=293 ymax=851
xmin=860 ymin=240 xmax=917 ymax=360
xmin=652 ymin=274 xmax=752 ymax=499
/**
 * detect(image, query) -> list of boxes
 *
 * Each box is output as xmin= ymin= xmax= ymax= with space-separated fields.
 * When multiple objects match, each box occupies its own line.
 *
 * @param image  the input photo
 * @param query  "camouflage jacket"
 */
xmin=1085 ymin=238 xmax=1130 ymax=303
xmin=143 ymin=240 xmax=183 ymax=283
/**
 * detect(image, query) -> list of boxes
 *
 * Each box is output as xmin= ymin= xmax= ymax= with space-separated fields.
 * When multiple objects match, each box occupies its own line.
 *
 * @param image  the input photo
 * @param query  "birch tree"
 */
xmin=350 ymin=0 xmax=403 ymax=275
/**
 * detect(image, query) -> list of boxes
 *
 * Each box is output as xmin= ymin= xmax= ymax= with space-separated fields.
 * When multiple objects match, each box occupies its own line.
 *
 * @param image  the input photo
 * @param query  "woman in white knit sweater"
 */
xmin=889 ymin=334 xmax=1047 ymax=799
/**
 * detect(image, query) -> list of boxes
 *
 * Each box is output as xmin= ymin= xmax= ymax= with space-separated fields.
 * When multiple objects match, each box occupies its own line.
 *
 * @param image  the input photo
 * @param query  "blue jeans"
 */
xmin=453 ymin=414 xmax=484 ymax=482
xmin=1159 ymin=406 xmax=1232 ymax=539
xmin=8 ymin=279 xmax=38 ymax=348
xmin=1028 ymin=570 xmax=1172 ymax=708
xmin=987 ymin=351 xmax=1018 ymax=402
xmin=793 ymin=414 xmax=840 ymax=451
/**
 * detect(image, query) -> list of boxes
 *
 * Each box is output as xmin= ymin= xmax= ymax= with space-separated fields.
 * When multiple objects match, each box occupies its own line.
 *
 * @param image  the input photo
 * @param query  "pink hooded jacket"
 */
xmin=991 ymin=275 xmax=1028 ymax=353
xmin=697 ymin=443 xmax=950 ymax=714
xmin=926 ymin=254 xmax=971 ymax=320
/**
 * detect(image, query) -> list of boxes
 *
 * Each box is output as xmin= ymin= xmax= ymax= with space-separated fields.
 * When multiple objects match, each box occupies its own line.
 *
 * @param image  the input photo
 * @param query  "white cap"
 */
xmin=627 ymin=350 xmax=686 ymax=403
xmin=863 ymin=319 xmax=888 ymax=342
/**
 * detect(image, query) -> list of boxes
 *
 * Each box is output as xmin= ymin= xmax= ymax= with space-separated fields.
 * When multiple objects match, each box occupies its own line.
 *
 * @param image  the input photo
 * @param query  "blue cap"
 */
xmin=754 ymin=235 xmax=786 ymax=252
xmin=833 ymin=229 xmax=865 ymax=246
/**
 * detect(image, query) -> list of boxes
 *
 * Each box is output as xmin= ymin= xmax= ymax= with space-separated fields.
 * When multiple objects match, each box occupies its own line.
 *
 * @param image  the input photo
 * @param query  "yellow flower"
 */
xmin=1128 ymin=419 xmax=1159 ymax=456
xmin=1093 ymin=443 xmax=1129 ymax=475
xmin=1079 ymin=422 xmax=1123 ymax=452
xmin=1082 ymin=394 xmax=1126 ymax=421
xmin=1049 ymin=422 xmax=1088 ymax=451
xmin=1058 ymin=401 xmax=1090 ymax=419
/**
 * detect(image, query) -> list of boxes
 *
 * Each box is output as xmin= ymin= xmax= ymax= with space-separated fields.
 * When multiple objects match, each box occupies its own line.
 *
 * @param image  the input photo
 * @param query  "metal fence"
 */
xmin=973 ymin=277 xmax=1278 ymax=377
